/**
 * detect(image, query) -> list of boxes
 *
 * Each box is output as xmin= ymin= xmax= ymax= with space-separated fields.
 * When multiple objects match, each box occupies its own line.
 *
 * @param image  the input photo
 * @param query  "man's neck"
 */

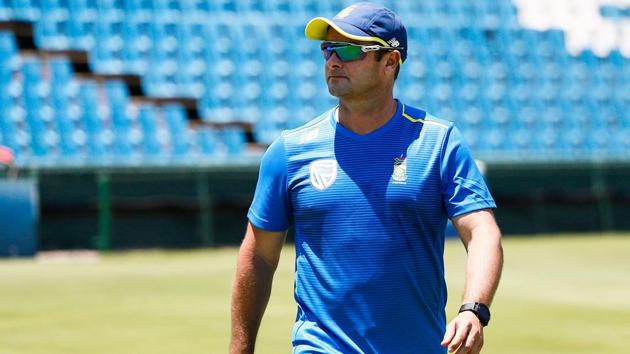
xmin=337 ymin=93 xmax=398 ymax=135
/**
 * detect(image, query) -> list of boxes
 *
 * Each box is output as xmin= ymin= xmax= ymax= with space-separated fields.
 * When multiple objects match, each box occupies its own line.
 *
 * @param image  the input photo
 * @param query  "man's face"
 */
xmin=323 ymin=30 xmax=387 ymax=99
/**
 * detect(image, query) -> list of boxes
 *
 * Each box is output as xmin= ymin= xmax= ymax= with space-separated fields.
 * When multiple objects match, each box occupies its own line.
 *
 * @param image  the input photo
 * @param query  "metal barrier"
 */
xmin=15 ymin=161 xmax=630 ymax=250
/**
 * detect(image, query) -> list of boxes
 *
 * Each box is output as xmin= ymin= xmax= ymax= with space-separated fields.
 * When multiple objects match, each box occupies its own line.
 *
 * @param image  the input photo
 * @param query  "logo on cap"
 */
xmin=336 ymin=4 xmax=358 ymax=19
xmin=387 ymin=38 xmax=400 ymax=47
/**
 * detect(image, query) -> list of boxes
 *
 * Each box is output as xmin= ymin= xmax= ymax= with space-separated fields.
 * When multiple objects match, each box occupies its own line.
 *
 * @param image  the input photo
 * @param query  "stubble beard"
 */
xmin=326 ymin=78 xmax=352 ymax=98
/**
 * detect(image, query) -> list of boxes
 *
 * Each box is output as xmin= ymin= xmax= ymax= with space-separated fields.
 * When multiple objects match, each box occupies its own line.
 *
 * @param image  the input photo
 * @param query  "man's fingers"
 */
xmin=450 ymin=322 xmax=483 ymax=354
xmin=470 ymin=334 xmax=484 ymax=354
xmin=465 ymin=325 xmax=482 ymax=349
xmin=441 ymin=321 xmax=457 ymax=346
xmin=448 ymin=322 xmax=471 ymax=353
xmin=459 ymin=326 xmax=482 ymax=354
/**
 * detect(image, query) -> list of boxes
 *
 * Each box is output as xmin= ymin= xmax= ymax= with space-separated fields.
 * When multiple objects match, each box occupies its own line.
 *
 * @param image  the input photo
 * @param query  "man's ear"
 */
xmin=384 ymin=51 xmax=401 ymax=75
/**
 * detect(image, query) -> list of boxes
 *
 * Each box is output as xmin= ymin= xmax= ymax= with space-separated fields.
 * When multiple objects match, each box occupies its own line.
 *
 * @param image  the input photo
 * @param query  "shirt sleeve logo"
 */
xmin=299 ymin=127 xmax=320 ymax=144
xmin=392 ymin=156 xmax=407 ymax=184
xmin=310 ymin=159 xmax=338 ymax=191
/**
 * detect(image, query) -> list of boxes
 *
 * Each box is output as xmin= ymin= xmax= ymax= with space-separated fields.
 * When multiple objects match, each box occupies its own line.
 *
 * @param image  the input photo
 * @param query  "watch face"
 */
xmin=477 ymin=303 xmax=491 ymax=325
xmin=459 ymin=303 xmax=491 ymax=326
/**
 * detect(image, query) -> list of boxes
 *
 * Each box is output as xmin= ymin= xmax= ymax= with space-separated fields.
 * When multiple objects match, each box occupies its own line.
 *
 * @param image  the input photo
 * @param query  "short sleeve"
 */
xmin=247 ymin=136 xmax=292 ymax=231
xmin=440 ymin=126 xmax=496 ymax=218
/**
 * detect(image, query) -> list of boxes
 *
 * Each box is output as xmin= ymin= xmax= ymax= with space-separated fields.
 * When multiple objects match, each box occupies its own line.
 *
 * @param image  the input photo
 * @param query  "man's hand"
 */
xmin=445 ymin=209 xmax=502 ymax=354
xmin=441 ymin=311 xmax=484 ymax=354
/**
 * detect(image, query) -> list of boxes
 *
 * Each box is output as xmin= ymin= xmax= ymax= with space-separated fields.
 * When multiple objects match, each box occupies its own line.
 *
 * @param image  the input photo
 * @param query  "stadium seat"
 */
xmin=47 ymin=56 xmax=79 ymax=101
xmin=162 ymin=104 xmax=190 ymax=155
xmin=103 ymin=80 xmax=130 ymax=111
xmin=54 ymin=111 xmax=81 ymax=157
xmin=11 ymin=0 xmax=40 ymax=21
xmin=136 ymin=105 xmax=162 ymax=156
xmin=0 ymin=101 xmax=19 ymax=152
xmin=0 ymin=30 xmax=19 ymax=69
xmin=221 ymin=126 xmax=247 ymax=156
xmin=194 ymin=126 xmax=219 ymax=156
xmin=76 ymin=81 xmax=106 ymax=156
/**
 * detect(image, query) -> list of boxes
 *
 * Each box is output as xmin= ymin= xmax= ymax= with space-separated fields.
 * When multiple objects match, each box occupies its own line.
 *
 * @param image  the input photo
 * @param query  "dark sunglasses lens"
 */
xmin=335 ymin=45 xmax=363 ymax=61
xmin=321 ymin=43 xmax=364 ymax=62
xmin=321 ymin=46 xmax=333 ymax=60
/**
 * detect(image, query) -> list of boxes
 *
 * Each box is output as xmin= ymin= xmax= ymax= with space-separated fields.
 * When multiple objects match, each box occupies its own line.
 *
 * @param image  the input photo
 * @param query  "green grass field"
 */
xmin=1 ymin=233 xmax=629 ymax=354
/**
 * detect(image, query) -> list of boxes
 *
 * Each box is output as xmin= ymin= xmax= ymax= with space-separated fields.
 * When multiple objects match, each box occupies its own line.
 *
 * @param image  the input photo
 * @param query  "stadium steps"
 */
xmin=0 ymin=20 xmax=35 ymax=49
xmin=0 ymin=19 xmax=209 ymax=124
xmin=0 ymin=26 xmax=255 ymax=165
xmin=76 ymin=72 xmax=143 ymax=96
xmin=0 ymin=18 xmax=257 ymax=149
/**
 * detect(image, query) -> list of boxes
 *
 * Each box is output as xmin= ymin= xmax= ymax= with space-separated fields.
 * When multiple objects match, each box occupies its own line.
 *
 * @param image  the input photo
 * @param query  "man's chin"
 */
xmin=327 ymin=85 xmax=348 ymax=98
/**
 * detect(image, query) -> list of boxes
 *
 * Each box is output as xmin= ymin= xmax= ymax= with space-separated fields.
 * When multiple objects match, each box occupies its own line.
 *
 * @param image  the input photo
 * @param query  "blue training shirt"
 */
xmin=248 ymin=101 xmax=496 ymax=354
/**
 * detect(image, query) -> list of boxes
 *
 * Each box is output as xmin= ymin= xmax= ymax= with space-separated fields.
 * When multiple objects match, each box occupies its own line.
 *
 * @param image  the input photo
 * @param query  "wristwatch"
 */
xmin=459 ymin=302 xmax=491 ymax=326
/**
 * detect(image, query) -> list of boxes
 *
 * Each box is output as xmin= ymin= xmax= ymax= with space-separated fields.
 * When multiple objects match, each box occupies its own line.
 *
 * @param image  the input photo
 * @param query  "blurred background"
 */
xmin=0 ymin=0 xmax=629 ymax=353
xmin=0 ymin=0 xmax=628 ymax=252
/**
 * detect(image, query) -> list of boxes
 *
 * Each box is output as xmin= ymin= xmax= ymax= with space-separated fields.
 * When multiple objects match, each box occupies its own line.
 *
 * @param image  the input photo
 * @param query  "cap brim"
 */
xmin=304 ymin=17 xmax=389 ymax=47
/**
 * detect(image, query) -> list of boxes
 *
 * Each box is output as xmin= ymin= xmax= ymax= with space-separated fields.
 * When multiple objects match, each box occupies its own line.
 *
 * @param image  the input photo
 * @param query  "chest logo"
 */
xmin=392 ymin=156 xmax=407 ymax=184
xmin=310 ymin=159 xmax=337 ymax=191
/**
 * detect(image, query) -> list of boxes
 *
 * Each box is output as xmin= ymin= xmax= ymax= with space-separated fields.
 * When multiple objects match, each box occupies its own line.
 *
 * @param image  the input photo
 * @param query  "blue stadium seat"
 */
xmin=47 ymin=56 xmax=78 ymax=100
xmin=111 ymin=123 xmax=134 ymax=156
xmin=68 ymin=0 xmax=97 ymax=16
xmin=103 ymin=80 xmax=129 ymax=110
xmin=152 ymin=0 xmax=181 ymax=21
xmin=76 ymin=81 xmax=107 ymax=157
xmin=65 ymin=16 xmax=96 ymax=50
xmin=24 ymin=113 xmax=48 ymax=157
xmin=96 ymin=0 xmax=124 ymax=21
xmin=175 ymin=22 xmax=205 ymax=96
xmin=221 ymin=126 xmax=247 ymax=156
xmin=11 ymin=0 xmax=40 ymax=21
xmin=0 ymin=30 xmax=19 ymax=70
xmin=109 ymin=106 xmax=130 ymax=130
xmin=85 ymin=129 xmax=108 ymax=158
xmin=179 ymin=0 xmax=210 ymax=17
xmin=162 ymin=104 xmax=190 ymax=155
xmin=123 ymin=0 xmax=151 ymax=19
xmin=55 ymin=111 xmax=81 ymax=157
xmin=48 ymin=56 xmax=73 ymax=83
xmin=20 ymin=56 xmax=42 ymax=83
xmin=89 ymin=18 xmax=125 ymax=74
xmin=195 ymin=127 xmax=218 ymax=156
xmin=136 ymin=105 xmax=162 ymax=156
xmin=121 ymin=17 xmax=151 ymax=74
xmin=0 ymin=0 xmax=12 ymax=20
xmin=0 ymin=102 xmax=19 ymax=152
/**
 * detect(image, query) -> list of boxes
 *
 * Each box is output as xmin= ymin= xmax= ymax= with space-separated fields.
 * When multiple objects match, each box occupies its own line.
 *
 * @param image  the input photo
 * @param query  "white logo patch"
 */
xmin=299 ymin=128 xmax=319 ymax=144
xmin=388 ymin=38 xmax=400 ymax=47
xmin=392 ymin=156 xmax=407 ymax=184
xmin=310 ymin=159 xmax=337 ymax=191
xmin=336 ymin=4 xmax=358 ymax=19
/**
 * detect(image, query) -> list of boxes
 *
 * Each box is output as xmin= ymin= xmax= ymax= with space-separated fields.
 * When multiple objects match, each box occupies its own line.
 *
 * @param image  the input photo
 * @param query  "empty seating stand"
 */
xmin=0 ymin=0 xmax=628 ymax=167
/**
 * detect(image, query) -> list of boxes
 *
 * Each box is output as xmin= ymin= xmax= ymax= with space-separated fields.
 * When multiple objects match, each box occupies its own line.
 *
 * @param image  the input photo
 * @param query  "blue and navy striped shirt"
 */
xmin=248 ymin=100 xmax=496 ymax=354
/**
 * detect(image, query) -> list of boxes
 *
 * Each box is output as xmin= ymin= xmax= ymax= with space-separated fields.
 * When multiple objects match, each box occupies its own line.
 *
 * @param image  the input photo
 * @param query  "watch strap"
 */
xmin=458 ymin=302 xmax=490 ymax=326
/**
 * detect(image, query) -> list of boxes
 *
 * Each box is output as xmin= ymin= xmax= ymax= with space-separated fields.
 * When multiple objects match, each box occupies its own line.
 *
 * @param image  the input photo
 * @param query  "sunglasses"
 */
xmin=320 ymin=41 xmax=402 ymax=62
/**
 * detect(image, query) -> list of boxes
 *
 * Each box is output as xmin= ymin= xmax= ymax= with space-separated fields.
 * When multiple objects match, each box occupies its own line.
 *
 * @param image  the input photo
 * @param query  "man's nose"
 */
xmin=326 ymin=51 xmax=343 ymax=67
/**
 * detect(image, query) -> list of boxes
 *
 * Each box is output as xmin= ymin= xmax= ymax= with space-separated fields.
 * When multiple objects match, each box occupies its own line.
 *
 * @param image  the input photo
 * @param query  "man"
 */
xmin=231 ymin=3 xmax=503 ymax=354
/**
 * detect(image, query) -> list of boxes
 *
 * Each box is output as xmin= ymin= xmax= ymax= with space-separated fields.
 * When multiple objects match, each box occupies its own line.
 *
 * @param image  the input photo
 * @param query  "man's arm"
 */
xmin=441 ymin=209 xmax=503 ymax=354
xmin=230 ymin=222 xmax=287 ymax=354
